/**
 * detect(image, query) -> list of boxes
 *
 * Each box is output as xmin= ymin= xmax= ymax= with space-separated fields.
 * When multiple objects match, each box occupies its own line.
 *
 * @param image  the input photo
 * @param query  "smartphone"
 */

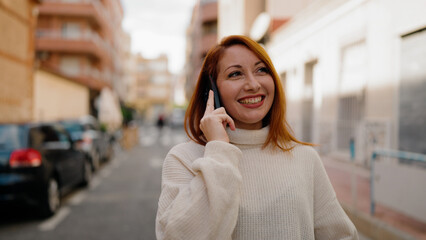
xmin=208 ymin=75 xmax=222 ymax=109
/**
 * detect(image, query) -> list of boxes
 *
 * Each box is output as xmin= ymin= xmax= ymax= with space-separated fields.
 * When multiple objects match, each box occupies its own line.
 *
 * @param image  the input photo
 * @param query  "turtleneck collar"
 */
xmin=226 ymin=126 xmax=269 ymax=146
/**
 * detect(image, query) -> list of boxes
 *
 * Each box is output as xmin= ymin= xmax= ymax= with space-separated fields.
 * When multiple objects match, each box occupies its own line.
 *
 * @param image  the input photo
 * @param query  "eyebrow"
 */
xmin=224 ymin=61 xmax=264 ymax=72
xmin=225 ymin=64 xmax=242 ymax=72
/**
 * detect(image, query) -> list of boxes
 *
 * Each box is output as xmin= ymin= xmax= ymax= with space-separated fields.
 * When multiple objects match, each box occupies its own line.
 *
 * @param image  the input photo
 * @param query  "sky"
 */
xmin=121 ymin=0 xmax=197 ymax=74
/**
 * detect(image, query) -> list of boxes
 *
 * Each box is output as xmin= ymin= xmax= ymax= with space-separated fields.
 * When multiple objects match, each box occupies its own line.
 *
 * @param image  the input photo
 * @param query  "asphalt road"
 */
xmin=0 ymin=125 xmax=186 ymax=240
xmin=0 ymin=124 xmax=370 ymax=240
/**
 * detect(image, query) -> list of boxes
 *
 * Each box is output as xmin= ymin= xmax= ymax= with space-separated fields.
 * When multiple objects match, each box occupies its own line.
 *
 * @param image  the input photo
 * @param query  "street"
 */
xmin=0 ymin=124 xmax=187 ymax=240
xmin=0 ymin=124 xmax=371 ymax=240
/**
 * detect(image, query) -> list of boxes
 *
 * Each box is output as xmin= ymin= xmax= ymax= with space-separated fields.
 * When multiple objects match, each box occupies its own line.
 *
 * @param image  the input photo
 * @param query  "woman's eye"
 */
xmin=258 ymin=67 xmax=269 ymax=73
xmin=228 ymin=71 xmax=242 ymax=78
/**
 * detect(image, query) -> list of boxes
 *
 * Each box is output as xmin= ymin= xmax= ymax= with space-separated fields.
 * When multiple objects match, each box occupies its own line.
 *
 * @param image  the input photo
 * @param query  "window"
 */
xmin=61 ymin=22 xmax=81 ymax=39
xmin=399 ymin=28 xmax=426 ymax=154
xmin=60 ymin=56 xmax=80 ymax=76
xmin=151 ymin=75 xmax=168 ymax=84
xmin=337 ymin=42 xmax=366 ymax=150
xmin=301 ymin=60 xmax=317 ymax=142
xmin=202 ymin=20 xmax=217 ymax=35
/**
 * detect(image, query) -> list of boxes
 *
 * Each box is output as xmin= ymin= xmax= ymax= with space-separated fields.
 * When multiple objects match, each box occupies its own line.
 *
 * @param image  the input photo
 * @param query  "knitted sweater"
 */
xmin=156 ymin=126 xmax=358 ymax=240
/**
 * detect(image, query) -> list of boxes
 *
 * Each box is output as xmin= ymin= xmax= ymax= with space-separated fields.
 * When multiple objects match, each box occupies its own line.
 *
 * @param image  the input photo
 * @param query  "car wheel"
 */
xmin=81 ymin=160 xmax=92 ymax=187
xmin=39 ymin=178 xmax=60 ymax=218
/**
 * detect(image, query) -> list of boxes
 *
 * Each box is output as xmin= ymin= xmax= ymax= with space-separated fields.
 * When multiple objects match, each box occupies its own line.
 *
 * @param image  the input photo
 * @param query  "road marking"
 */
xmin=68 ymin=191 xmax=86 ymax=206
xmin=38 ymin=207 xmax=71 ymax=231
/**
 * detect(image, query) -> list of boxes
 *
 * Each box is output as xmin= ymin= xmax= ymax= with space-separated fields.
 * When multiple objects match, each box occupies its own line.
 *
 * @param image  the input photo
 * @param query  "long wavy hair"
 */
xmin=184 ymin=35 xmax=313 ymax=151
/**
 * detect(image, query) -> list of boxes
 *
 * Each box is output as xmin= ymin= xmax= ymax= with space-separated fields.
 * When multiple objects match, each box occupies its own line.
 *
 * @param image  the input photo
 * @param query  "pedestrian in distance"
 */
xmin=155 ymin=35 xmax=359 ymax=239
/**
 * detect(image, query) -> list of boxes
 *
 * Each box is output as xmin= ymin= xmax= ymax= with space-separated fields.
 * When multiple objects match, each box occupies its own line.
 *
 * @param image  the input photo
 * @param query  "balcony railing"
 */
xmin=40 ymin=0 xmax=112 ymax=31
xmin=81 ymin=67 xmax=113 ymax=84
xmin=36 ymin=29 xmax=113 ymax=61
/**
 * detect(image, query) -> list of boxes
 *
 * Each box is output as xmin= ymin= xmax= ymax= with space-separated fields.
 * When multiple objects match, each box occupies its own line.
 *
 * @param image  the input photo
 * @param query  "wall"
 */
xmin=375 ymin=159 xmax=426 ymax=223
xmin=0 ymin=0 xmax=37 ymax=123
xmin=33 ymin=69 xmax=89 ymax=121
xmin=268 ymin=0 xmax=426 ymax=163
xmin=218 ymin=0 xmax=245 ymax=39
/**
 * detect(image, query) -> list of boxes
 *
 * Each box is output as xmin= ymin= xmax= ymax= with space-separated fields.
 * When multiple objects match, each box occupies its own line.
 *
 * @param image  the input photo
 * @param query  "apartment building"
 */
xmin=185 ymin=0 xmax=218 ymax=102
xmin=267 ymin=0 xmax=426 ymax=223
xmin=132 ymin=54 xmax=174 ymax=122
xmin=34 ymin=0 xmax=124 ymax=119
xmin=0 ymin=0 xmax=39 ymax=123
xmin=268 ymin=0 xmax=426 ymax=160
xmin=217 ymin=0 xmax=302 ymax=42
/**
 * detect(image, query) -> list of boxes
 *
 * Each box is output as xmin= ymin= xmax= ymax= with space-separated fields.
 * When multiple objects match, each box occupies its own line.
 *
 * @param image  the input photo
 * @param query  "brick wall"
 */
xmin=0 ymin=0 xmax=37 ymax=123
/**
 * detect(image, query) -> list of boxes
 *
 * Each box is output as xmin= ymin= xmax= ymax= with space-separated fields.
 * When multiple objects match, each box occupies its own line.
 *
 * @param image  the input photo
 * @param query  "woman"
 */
xmin=156 ymin=35 xmax=358 ymax=239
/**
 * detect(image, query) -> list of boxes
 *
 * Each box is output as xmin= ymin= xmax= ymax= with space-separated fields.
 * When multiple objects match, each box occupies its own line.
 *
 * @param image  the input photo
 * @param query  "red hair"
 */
xmin=184 ymin=35 xmax=313 ymax=151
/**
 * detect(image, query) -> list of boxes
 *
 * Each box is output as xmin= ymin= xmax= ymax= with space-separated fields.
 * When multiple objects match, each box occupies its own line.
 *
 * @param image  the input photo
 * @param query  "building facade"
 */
xmin=0 ymin=0 xmax=39 ymax=123
xmin=34 ymin=0 xmax=124 ymax=119
xmin=185 ymin=0 xmax=218 ymax=102
xmin=132 ymin=54 xmax=174 ymax=122
xmin=217 ymin=0 xmax=302 ymax=41
xmin=213 ymin=0 xmax=426 ymax=225
xmin=268 ymin=0 xmax=426 ymax=162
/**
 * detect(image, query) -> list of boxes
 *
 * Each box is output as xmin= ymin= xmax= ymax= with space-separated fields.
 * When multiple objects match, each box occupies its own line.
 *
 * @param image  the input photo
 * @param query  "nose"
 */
xmin=244 ymin=74 xmax=261 ymax=91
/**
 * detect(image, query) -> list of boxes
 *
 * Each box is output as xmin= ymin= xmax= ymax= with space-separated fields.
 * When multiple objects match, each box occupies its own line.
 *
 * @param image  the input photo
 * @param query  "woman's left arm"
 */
xmin=312 ymin=152 xmax=359 ymax=240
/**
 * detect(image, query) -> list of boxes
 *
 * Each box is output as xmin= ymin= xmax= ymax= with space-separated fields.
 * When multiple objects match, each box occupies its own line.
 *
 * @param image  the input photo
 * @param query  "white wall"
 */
xmin=218 ymin=0 xmax=245 ymax=39
xmin=375 ymin=159 xmax=426 ymax=223
xmin=268 ymin=0 xmax=426 ymax=162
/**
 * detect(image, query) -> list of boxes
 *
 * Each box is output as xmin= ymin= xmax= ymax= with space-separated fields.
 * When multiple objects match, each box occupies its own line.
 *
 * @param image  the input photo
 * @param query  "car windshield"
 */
xmin=61 ymin=122 xmax=84 ymax=141
xmin=0 ymin=125 xmax=26 ymax=150
xmin=61 ymin=122 xmax=83 ymax=132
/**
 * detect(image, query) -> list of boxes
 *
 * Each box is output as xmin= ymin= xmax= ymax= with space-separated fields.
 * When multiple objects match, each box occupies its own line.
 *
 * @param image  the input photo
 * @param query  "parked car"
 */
xmin=59 ymin=116 xmax=114 ymax=172
xmin=0 ymin=122 xmax=92 ymax=218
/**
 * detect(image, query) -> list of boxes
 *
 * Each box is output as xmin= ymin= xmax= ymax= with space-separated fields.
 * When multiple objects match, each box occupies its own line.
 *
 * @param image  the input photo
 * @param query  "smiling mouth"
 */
xmin=238 ymin=96 xmax=264 ymax=104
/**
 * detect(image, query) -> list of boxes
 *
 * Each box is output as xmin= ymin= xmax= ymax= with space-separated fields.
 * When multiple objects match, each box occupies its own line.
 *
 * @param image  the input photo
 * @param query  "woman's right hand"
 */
xmin=200 ymin=90 xmax=235 ymax=143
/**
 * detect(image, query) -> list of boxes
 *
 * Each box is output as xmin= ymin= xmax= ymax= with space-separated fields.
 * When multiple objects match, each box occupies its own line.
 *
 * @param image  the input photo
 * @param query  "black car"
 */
xmin=0 ymin=122 xmax=92 ymax=218
xmin=60 ymin=116 xmax=114 ymax=172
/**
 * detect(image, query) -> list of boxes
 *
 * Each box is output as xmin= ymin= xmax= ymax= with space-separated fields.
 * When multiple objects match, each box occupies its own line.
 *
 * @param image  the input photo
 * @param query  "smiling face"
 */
xmin=216 ymin=44 xmax=275 ymax=130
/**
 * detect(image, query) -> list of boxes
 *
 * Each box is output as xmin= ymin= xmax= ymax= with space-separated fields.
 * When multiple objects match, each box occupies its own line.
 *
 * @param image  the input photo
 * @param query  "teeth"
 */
xmin=239 ymin=96 xmax=262 ymax=104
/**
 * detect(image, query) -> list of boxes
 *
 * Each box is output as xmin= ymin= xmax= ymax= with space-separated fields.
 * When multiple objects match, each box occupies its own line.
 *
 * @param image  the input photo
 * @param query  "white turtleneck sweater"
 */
xmin=155 ymin=127 xmax=358 ymax=240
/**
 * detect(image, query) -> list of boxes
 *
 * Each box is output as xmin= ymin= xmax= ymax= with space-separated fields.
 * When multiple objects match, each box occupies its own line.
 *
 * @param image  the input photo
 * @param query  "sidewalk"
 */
xmin=321 ymin=155 xmax=426 ymax=240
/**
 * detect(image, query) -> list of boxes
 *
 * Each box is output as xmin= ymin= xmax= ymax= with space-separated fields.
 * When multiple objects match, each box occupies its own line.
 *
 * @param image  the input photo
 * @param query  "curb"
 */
xmin=341 ymin=203 xmax=417 ymax=240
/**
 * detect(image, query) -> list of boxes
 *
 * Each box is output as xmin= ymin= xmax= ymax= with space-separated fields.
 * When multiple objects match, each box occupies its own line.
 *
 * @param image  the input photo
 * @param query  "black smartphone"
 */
xmin=204 ymin=75 xmax=222 ymax=109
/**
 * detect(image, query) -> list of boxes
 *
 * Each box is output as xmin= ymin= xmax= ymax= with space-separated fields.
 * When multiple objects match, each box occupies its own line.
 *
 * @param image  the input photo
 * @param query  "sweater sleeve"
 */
xmin=155 ymin=141 xmax=243 ymax=240
xmin=312 ymin=151 xmax=359 ymax=240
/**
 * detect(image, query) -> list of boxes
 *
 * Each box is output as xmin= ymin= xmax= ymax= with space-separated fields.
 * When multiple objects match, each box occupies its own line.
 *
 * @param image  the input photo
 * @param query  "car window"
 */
xmin=0 ymin=125 xmax=25 ymax=150
xmin=29 ymin=127 xmax=45 ymax=148
xmin=62 ymin=122 xmax=83 ymax=132
xmin=29 ymin=126 xmax=56 ymax=148
xmin=56 ymin=129 xmax=71 ymax=143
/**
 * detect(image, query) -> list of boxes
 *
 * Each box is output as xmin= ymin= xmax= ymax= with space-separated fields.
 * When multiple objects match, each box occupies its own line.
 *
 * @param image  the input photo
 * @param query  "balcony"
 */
xmin=36 ymin=29 xmax=112 ymax=65
xmin=40 ymin=61 xmax=112 ymax=91
xmin=38 ymin=0 xmax=110 ymax=31
xmin=200 ymin=1 xmax=217 ymax=23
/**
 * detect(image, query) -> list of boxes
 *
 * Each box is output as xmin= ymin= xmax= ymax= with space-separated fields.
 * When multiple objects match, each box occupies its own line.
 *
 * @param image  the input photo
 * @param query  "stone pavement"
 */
xmin=321 ymin=155 xmax=426 ymax=240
